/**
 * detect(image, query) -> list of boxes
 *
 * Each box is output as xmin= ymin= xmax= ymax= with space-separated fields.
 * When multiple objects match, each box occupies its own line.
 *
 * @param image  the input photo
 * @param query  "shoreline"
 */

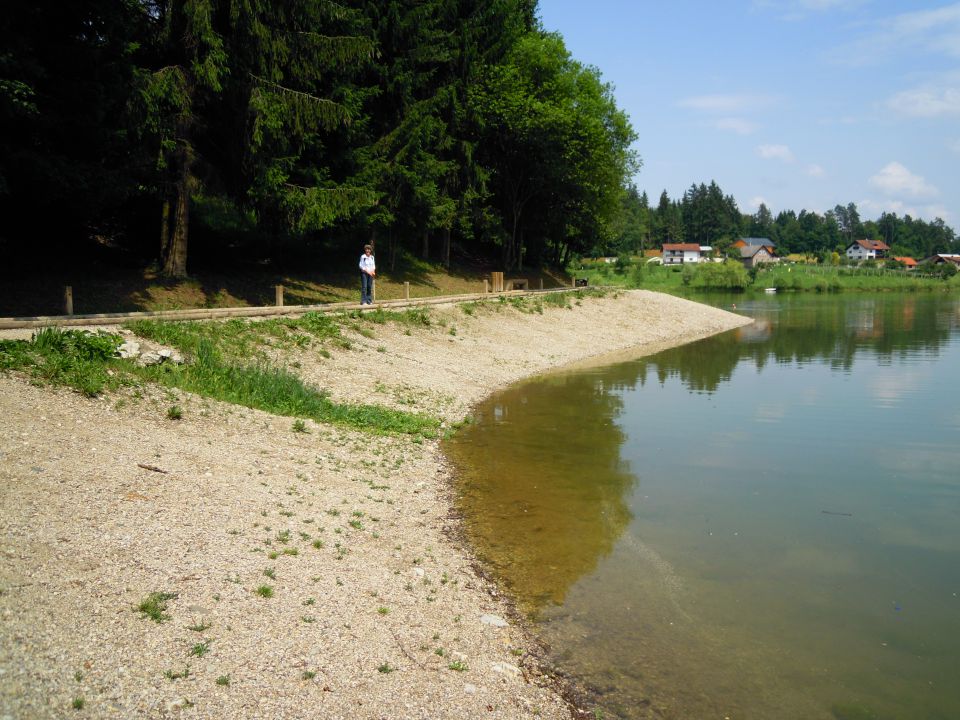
xmin=0 ymin=289 xmax=751 ymax=718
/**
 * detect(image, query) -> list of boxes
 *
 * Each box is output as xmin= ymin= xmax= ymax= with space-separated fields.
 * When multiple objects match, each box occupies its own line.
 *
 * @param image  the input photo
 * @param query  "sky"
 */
xmin=537 ymin=0 xmax=960 ymax=228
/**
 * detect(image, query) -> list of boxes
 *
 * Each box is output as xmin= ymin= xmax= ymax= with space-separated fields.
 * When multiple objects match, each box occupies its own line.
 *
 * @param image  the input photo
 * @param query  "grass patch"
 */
xmin=127 ymin=321 xmax=440 ymax=436
xmin=164 ymin=666 xmax=190 ymax=681
xmin=0 ymin=327 xmax=126 ymax=397
xmin=355 ymin=307 xmax=434 ymax=328
xmin=137 ymin=591 xmax=177 ymax=623
xmin=255 ymin=584 xmax=274 ymax=598
xmin=189 ymin=640 xmax=212 ymax=657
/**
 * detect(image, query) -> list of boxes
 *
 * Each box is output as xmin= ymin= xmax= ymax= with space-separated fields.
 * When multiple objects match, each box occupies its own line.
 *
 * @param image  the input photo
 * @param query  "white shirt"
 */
xmin=359 ymin=253 xmax=376 ymax=274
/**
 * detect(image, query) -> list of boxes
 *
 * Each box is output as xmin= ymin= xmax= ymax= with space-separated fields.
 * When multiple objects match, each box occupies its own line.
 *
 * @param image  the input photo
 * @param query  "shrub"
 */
xmin=682 ymin=261 xmax=749 ymax=290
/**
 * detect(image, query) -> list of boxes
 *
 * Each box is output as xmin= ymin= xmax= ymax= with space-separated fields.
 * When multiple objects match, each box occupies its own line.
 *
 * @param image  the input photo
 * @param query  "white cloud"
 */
xmin=752 ymin=0 xmax=867 ymax=19
xmin=830 ymin=3 xmax=960 ymax=64
xmin=757 ymin=144 xmax=795 ymax=162
xmin=868 ymin=161 xmax=939 ymax=198
xmin=679 ymin=94 xmax=775 ymax=114
xmin=887 ymin=83 xmax=960 ymax=118
xmin=806 ymin=163 xmax=825 ymax=177
xmin=859 ymin=198 xmax=951 ymax=223
xmin=714 ymin=117 xmax=759 ymax=135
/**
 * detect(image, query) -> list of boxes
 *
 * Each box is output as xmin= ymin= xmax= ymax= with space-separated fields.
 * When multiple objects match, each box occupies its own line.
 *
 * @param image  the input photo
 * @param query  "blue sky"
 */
xmin=537 ymin=0 xmax=960 ymax=227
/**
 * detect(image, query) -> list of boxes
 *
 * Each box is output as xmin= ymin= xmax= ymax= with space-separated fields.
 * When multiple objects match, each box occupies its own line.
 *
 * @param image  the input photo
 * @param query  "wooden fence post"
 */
xmin=64 ymin=286 xmax=73 ymax=316
xmin=483 ymin=279 xmax=489 ymax=294
xmin=539 ymin=278 xmax=544 ymax=290
xmin=404 ymin=281 xmax=410 ymax=300
xmin=275 ymin=284 xmax=284 ymax=307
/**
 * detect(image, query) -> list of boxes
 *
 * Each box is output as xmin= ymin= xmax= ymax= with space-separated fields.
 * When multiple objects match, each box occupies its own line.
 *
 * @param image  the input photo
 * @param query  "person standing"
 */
xmin=359 ymin=244 xmax=376 ymax=305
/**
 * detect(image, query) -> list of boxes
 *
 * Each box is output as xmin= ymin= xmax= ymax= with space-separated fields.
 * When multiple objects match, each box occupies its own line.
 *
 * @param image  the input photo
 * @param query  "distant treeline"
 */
xmin=0 ymin=1 xmax=636 ymax=276
xmin=612 ymin=182 xmax=958 ymax=261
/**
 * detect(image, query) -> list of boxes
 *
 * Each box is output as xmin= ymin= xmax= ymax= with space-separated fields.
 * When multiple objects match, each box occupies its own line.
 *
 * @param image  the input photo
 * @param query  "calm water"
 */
xmin=446 ymin=294 xmax=960 ymax=720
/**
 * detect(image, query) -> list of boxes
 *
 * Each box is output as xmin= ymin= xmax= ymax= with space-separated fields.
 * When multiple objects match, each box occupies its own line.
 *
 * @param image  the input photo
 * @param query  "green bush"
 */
xmin=681 ymin=261 xmax=749 ymax=290
xmin=0 ymin=328 xmax=123 ymax=396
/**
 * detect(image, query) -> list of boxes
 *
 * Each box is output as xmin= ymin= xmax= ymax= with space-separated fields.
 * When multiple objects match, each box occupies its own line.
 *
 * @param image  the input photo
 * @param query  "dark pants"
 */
xmin=360 ymin=273 xmax=373 ymax=304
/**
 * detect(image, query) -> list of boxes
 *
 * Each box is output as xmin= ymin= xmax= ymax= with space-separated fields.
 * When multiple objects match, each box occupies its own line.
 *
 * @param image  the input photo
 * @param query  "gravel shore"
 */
xmin=0 ymin=289 xmax=750 ymax=719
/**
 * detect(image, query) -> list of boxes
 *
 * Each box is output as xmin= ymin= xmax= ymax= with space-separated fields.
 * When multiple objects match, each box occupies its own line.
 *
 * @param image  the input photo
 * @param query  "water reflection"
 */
xmin=449 ymin=369 xmax=638 ymax=613
xmin=448 ymin=293 xmax=960 ymax=720
xmin=641 ymin=294 xmax=959 ymax=393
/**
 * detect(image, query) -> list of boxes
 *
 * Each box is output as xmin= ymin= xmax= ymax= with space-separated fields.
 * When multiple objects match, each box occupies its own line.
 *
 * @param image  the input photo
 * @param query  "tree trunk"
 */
xmin=159 ymin=194 xmax=172 ymax=263
xmin=421 ymin=229 xmax=429 ymax=260
xmin=442 ymin=227 xmax=451 ymax=269
xmin=161 ymin=114 xmax=192 ymax=278
xmin=161 ymin=138 xmax=190 ymax=278
xmin=162 ymin=178 xmax=189 ymax=278
xmin=388 ymin=229 xmax=398 ymax=271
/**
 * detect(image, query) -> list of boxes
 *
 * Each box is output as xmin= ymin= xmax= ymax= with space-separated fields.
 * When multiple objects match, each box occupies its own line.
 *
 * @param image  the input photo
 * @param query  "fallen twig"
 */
xmin=137 ymin=463 xmax=168 ymax=474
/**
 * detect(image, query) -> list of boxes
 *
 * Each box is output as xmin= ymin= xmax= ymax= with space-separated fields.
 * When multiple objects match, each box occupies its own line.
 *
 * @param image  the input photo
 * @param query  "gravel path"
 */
xmin=0 ymin=290 xmax=750 ymax=719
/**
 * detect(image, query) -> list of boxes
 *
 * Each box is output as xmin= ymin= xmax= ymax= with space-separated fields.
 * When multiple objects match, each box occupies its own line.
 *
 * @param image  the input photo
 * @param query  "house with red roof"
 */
xmin=922 ymin=254 xmax=960 ymax=267
xmin=846 ymin=239 xmax=890 ymax=261
xmin=892 ymin=256 xmax=917 ymax=268
xmin=661 ymin=243 xmax=701 ymax=265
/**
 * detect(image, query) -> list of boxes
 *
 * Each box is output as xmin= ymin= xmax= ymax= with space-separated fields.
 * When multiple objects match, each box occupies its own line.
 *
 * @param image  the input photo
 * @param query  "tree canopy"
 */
xmin=0 ymin=0 xmax=638 ymax=276
xmin=610 ymin=183 xmax=958 ymax=262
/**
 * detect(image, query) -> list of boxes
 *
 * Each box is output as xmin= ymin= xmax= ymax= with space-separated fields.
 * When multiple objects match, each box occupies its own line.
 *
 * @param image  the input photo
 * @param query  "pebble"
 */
xmin=480 ymin=614 xmax=508 ymax=627
xmin=491 ymin=662 xmax=521 ymax=677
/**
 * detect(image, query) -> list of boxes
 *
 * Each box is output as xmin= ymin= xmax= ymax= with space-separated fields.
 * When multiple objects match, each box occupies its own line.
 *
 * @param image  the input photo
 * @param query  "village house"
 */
xmin=661 ymin=243 xmax=701 ymax=265
xmin=733 ymin=237 xmax=776 ymax=254
xmin=738 ymin=244 xmax=778 ymax=268
xmin=845 ymin=238 xmax=890 ymax=261
xmin=921 ymin=254 xmax=960 ymax=267
xmin=892 ymin=256 xmax=917 ymax=269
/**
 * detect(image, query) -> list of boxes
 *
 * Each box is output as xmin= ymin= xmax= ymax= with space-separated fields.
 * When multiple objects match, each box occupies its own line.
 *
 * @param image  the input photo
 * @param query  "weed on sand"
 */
xmin=127 ymin=320 xmax=440 ymax=436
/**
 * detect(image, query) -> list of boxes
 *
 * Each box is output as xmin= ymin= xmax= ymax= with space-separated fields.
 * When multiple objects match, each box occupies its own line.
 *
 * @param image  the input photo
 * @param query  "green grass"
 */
xmin=575 ymin=256 xmax=960 ymax=295
xmin=126 ymin=320 xmax=440 ymax=436
xmin=137 ymin=591 xmax=178 ymax=623
xmin=189 ymin=640 xmax=212 ymax=657
xmin=0 ymin=327 xmax=126 ymax=396
xmin=757 ymin=264 xmax=956 ymax=292
xmin=164 ymin=666 xmax=190 ymax=681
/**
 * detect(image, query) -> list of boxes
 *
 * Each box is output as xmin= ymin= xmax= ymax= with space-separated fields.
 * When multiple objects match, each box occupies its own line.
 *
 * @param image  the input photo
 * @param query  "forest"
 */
xmin=614 ymin=184 xmax=958 ymax=262
xmin=1 ymin=1 xmax=955 ymax=283
xmin=0 ymin=0 xmax=636 ymax=277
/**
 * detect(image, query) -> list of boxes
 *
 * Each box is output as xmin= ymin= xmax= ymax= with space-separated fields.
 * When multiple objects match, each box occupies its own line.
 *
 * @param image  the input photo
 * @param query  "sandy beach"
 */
xmin=0 ymin=289 xmax=750 ymax=719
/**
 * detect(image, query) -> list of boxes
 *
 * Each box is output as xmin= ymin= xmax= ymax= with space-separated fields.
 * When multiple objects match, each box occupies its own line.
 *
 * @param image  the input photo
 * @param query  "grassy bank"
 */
xmin=0 ymin=313 xmax=442 ymax=436
xmin=574 ymin=257 xmax=960 ymax=294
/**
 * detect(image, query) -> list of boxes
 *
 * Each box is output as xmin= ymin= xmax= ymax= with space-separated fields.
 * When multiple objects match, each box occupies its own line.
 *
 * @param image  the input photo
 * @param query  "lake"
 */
xmin=445 ymin=293 xmax=960 ymax=720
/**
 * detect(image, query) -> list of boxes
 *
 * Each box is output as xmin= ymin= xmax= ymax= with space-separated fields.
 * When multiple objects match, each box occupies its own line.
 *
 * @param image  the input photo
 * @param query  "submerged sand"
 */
xmin=0 ymin=289 xmax=750 ymax=719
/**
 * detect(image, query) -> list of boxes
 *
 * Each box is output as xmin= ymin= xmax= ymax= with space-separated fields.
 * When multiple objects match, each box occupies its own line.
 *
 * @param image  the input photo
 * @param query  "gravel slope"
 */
xmin=0 ymin=290 xmax=750 ymax=719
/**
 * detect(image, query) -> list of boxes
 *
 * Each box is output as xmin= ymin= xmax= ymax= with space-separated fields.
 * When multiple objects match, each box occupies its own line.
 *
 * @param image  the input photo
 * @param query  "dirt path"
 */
xmin=0 ymin=290 xmax=750 ymax=719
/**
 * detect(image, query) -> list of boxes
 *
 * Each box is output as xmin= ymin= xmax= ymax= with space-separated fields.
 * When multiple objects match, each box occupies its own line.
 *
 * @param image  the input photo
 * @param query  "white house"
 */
xmin=661 ymin=243 xmax=701 ymax=265
xmin=846 ymin=239 xmax=890 ymax=261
